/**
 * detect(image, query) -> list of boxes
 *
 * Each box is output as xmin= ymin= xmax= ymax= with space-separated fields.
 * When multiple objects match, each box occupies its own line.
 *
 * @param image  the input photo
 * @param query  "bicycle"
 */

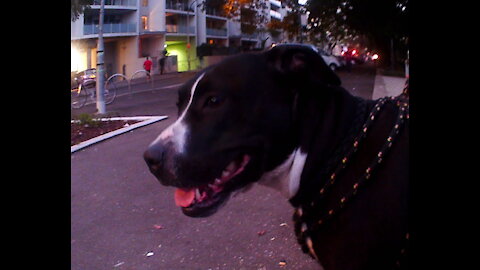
xmin=71 ymin=78 xmax=117 ymax=109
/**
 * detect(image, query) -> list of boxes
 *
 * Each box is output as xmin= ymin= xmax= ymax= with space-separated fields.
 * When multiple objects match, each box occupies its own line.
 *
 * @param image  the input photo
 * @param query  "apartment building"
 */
xmin=71 ymin=0 xmax=289 ymax=77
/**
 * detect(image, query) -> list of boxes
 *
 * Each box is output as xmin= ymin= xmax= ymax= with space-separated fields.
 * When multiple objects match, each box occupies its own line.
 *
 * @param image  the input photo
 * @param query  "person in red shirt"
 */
xmin=143 ymin=57 xmax=152 ymax=79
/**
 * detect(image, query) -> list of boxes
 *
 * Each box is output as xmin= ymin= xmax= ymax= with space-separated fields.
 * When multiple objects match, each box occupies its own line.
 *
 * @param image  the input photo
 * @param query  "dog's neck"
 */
xmin=290 ymin=86 xmax=372 ymax=205
xmin=257 ymin=147 xmax=307 ymax=198
xmin=258 ymin=86 xmax=370 ymax=200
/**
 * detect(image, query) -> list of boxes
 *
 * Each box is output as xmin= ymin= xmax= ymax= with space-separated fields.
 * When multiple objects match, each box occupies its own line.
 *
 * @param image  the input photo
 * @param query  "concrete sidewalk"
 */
xmin=372 ymin=71 xmax=407 ymax=100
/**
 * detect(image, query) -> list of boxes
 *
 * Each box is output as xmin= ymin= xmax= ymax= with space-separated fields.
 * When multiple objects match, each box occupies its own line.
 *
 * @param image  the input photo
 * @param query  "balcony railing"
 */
xmin=93 ymin=0 xmax=137 ymax=6
xmin=241 ymin=33 xmax=259 ymax=39
xmin=166 ymin=24 xmax=195 ymax=34
xmin=269 ymin=0 xmax=282 ymax=8
xmin=166 ymin=1 xmax=193 ymax=12
xmin=206 ymin=28 xmax=227 ymax=37
xmin=269 ymin=10 xmax=282 ymax=20
xmin=84 ymin=23 xmax=137 ymax=35
xmin=205 ymin=8 xmax=226 ymax=17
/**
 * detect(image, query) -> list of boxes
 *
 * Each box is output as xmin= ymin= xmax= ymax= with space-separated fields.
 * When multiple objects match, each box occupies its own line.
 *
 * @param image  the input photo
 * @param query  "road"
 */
xmin=71 ymin=64 xmax=377 ymax=270
xmin=71 ymin=63 xmax=376 ymax=119
xmin=71 ymin=72 xmax=196 ymax=119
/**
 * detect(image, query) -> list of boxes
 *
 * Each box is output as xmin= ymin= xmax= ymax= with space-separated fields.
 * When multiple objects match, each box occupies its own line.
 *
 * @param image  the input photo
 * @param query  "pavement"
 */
xmin=71 ymin=64 xmax=405 ymax=270
xmin=371 ymin=71 xmax=407 ymax=100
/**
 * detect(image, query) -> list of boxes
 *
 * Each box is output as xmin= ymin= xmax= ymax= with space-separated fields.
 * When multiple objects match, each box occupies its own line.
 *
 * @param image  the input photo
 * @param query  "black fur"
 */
xmin=144 ymin=45 xmax=409 ymax=269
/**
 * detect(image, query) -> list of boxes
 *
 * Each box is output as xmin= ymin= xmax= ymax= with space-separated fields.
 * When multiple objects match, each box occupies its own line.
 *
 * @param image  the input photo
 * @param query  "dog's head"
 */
xmin=144 ymin=44 xmax=340 ymax=217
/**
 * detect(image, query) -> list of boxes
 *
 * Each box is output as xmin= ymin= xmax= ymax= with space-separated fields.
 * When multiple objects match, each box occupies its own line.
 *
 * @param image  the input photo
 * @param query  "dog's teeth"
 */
xmin=215 ymin=178 xmax=222 ymax=184
xmin=222 ymin=170 xmax=230 ymax=178
xmin=195 ymin=189 xmax=201 ymax=199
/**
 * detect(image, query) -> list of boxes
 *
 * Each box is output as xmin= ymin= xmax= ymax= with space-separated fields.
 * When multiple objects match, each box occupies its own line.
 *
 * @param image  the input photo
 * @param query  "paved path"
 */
xmin=71 ymin=116 xmax=320 ymax=270
xmin=372 ymin=72 xmax=407 ymax=100
xmin=71 ymin=64 xmax=381 ymax=270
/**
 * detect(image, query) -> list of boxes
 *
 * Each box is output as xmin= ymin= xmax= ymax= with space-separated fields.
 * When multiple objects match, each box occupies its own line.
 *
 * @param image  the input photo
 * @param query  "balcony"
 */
xmin=241 ymin=33 xmax=259 ymax=40
xmin=166 ymin=1 xmax=193 ymax=12
xmin=166 ymin=24 xmax=195 ymax=34
xmin=269 ymin=0 xmax=282 ymax=8
xmin=206 ymin=28 xmax=227 ymax=37
xmin=205 ymin=8 xmax=226 ymax=18
xmin=84 ymin=23 xmax=137 ymax=35
xmin=93 ymin=0 xmax=137 ymax=6
xmin=269 ymin=10 xmax=282 ymax=20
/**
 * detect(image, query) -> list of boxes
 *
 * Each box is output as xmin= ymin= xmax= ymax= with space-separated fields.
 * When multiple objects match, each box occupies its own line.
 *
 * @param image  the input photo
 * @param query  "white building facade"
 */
xmin=71 ymin=0 xmax=289 ymax=77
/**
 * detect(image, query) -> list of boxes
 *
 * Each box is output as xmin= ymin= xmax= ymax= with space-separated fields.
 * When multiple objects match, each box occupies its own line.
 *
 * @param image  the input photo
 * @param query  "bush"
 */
xmin=75 ymin=113 xmax=100 ymax=127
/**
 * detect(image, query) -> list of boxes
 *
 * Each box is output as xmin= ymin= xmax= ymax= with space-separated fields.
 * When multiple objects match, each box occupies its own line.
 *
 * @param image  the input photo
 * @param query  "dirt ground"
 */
xmin=71 ymin=120 xmax=139 ymax=146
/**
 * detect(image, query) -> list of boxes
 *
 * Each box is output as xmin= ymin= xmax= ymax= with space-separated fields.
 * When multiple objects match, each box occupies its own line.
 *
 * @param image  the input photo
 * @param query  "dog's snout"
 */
xmin=144 ymin=143 xmax=166 ymax=172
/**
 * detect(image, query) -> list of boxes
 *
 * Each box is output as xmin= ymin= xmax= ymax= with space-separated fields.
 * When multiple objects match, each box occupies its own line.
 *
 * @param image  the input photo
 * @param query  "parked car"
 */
xmin=318 ymin=49 xmax=342 ymax=71
xmin=335 ymin=55 xmax=347 ymax=67
xmin=270 ymin=43 xmax=319 ymax=53
xmin=270 ymin=43 xmax=342 ymax=71
xmin=342 ymin=49 xmax=366 ymax=64
xmin=73 ymin=68 xmax=97 ymax=89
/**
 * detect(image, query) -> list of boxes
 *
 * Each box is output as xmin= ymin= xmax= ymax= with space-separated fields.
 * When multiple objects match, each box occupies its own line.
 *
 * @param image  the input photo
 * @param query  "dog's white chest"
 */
xmin=258 ymin=148 xmax=307 ymax=198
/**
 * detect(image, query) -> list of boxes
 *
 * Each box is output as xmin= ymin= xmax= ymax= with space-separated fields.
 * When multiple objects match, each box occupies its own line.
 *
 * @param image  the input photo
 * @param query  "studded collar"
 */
xmin=290 ymin=92 xmax=409 ymax=265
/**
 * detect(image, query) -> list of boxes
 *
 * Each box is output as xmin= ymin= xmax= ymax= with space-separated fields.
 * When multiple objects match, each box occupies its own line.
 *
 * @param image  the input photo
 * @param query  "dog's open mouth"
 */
xmin=174 ymin=154 xmax=251 ymax=217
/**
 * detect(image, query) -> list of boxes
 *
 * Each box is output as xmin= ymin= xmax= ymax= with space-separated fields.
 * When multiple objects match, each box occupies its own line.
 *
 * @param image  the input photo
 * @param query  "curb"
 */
xmin=71 ymin=116 xmax=168 ymax=154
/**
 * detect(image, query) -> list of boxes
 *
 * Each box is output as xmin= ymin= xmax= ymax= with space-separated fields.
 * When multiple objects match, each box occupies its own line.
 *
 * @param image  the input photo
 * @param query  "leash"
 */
xmin=292 ymin=92 xmax=409 ymax=267
xmin=402 ymin=78 xmax=409 ymax=96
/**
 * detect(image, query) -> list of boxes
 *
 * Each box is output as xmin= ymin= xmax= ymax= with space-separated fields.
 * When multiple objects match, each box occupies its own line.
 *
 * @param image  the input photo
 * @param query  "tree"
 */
xmin=210 ymin=0 xmax=268 ymax=34
xmin=264 ymin=0 xmax=311 ymax=42
xmin=71 ymin=0 xmax=94 ymax=22
xmin=306 ymin=0 xmax=409 ymax=68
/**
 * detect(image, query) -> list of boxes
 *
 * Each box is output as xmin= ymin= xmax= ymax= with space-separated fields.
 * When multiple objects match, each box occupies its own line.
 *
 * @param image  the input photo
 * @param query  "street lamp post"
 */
xmin=186 ymin=0 xmax=201 ymax=71
xmin=96 ymin=0 xmax=106 ymax=114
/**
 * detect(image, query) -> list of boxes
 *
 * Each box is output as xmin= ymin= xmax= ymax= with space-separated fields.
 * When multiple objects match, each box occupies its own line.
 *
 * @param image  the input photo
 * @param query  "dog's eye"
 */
xmin=204 ymin=96 xmax=223 ymax=108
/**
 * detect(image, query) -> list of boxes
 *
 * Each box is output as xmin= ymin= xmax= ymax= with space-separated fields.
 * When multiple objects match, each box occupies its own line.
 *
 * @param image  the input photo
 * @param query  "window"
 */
xmin=141 ymin=16 xmax=148 ymax=30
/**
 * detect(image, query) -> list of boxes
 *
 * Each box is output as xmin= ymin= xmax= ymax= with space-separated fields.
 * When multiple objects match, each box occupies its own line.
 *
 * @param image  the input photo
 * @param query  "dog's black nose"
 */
xmin=143 ymin=143 xmax=166 ymax=173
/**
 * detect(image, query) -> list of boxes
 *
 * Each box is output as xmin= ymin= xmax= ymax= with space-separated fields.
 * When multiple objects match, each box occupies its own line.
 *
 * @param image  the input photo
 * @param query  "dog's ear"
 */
xmin=265 ymin=45 xmax=341 ymax=87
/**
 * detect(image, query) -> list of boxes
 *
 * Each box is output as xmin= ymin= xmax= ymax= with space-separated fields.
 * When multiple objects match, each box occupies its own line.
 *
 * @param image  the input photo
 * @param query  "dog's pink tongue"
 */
xmin=174 ymin=188 xmax=195 ymax=207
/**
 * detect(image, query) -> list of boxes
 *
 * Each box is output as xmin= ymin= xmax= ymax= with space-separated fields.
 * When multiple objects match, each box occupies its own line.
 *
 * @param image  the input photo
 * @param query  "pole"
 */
xmin=186 ymin=0 xmax=200 ymax=71
xmin=390 ymin=37 xmax=395 ymax=71
xmin=96 ymin=0 xmax=106 ymax=114
xmin=299 ymin=13 xmax=303 ymax=44
xmin=187 ymin=10 xmax=190 ymax=71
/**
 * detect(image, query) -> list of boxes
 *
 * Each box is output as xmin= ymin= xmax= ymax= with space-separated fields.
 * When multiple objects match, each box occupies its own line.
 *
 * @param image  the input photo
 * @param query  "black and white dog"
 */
xmin=144 ymin=44 xmax=409 ymax=270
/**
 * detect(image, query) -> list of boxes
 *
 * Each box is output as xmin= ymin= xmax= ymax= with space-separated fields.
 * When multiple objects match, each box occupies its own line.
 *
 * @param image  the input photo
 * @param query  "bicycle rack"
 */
xmin=106 ymin=73 xmax=129 ymax=93
xmin=72 ymin=71 xmax=157 ymax=109
xmin=130 ymin=70 xmax=154 ymax=94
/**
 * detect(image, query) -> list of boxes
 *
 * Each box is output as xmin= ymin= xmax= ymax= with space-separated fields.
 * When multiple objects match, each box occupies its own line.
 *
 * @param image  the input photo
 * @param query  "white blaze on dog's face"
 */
xmin=150 ymin=73 xmax=205 ymax=154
